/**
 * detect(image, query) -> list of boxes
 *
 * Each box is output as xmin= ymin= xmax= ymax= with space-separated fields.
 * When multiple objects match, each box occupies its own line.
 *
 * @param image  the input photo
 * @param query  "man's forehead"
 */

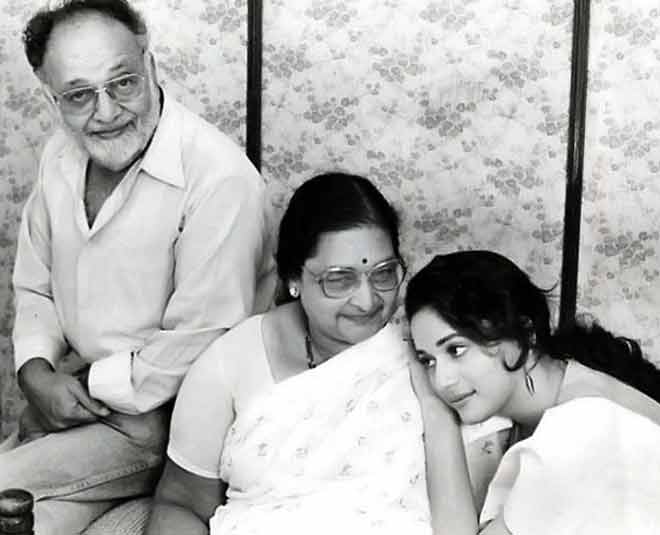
xmin=40 ymin=12 xmax=144 ymax=87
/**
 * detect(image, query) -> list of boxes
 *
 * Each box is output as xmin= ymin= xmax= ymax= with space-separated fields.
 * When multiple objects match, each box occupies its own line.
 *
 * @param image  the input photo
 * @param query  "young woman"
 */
xmin=146 ymin=175 xmax=508 ymax=535
xmin=405 ymin=250 xmax=660 ymax=535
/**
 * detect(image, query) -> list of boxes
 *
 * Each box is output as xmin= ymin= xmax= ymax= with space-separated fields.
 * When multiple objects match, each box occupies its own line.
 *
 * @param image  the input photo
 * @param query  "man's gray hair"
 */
xmin=23 ymin=0 xmax=148 ymax=71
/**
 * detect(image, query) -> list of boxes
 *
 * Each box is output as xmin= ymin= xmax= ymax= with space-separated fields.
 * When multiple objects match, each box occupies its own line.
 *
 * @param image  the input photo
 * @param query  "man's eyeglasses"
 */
xmin=303 ymin=258 xmax=406 ymax=299
xmin=52 ymin=73 xmax=146 ymax=116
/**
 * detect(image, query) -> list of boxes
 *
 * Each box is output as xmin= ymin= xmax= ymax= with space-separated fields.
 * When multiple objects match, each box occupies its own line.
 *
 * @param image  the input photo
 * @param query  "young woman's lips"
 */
xmin=446 ymin=391 xmax=475 ymax=407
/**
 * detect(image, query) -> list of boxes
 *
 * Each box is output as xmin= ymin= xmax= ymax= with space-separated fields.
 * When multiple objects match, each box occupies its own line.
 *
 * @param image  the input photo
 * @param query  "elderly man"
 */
xmin=0 ymin=1 xmax=275 ymax=533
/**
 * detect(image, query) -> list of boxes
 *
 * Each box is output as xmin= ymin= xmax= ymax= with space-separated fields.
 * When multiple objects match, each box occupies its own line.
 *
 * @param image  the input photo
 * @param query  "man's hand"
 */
xmin=17 ymin=358 xmax=110 ymax=432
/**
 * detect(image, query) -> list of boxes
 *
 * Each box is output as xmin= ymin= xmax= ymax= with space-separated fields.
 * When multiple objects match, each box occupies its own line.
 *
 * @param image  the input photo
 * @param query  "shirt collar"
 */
xmin=139 ymin=90 xmax=185 ymax=189
xmin=55 ymin=90 xmax=185 ymax=195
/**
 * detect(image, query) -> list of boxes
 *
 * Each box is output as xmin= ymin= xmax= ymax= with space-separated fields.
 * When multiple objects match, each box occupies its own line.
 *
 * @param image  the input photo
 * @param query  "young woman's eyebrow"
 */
xmin=435 ymin=333 xmax=458 ymax=347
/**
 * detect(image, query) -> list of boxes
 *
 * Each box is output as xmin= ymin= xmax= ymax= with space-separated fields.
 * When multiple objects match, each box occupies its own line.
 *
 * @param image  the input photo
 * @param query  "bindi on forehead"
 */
xmin=362 ymin=258 xmax=368 ymax=264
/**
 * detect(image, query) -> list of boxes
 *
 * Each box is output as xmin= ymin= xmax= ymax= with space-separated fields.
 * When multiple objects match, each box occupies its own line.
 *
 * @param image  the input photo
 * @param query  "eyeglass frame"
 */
xmin=45 ymin=50 xmax=151 ymax=117
xmin=302 ymin=258 xmax=406 ymax=299
xmin=48 ymin=72 xmax=147 ymax=116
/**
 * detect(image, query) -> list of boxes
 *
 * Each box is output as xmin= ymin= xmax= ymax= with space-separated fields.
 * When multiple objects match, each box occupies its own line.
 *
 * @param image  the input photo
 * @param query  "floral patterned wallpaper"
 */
xmin=261 ymin=0 xmax=572 ymax=318
xmin=579 ymin=0 xmax=660 ymax=364
xmin=1 ymin=0 xmax=47 ymax=440
xmin=0 ymin=0 xmax=248 ymax=438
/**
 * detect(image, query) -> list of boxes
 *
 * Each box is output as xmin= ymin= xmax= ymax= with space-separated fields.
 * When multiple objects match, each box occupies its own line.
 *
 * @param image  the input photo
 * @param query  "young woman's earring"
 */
xmin=289 ymin=285 xmax=300 ymax=298
xmin=524 ymin=368 xmax=535 ymax=395
xmin=524 ymin=327 xmax=538 ymax=395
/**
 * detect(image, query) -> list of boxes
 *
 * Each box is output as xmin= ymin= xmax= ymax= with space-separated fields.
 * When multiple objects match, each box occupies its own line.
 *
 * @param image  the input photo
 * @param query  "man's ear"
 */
xmin=145 ymin=50 xmax=159 ymax=84
xmin=36 ymin=75 xmax=63 ymax=122
xmin=136 ymin=32 xmax=149 ymax=53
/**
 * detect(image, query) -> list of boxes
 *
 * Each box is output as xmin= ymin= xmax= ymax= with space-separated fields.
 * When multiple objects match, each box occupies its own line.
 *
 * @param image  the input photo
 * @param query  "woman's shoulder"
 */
xmin=188 ymin=314 xmax=267 ymax=383
xmin=557 ymin=360 xmax=660 ymax=427
xmin=532 ymin=395 xmax=660 ymax=457
xmin=484 ymin=393 xmax=660 ymax=533
xmin=489 ymin=397 xmax=660 ymax=504
xmin=206 ymin=314 xmax=266 ymax=354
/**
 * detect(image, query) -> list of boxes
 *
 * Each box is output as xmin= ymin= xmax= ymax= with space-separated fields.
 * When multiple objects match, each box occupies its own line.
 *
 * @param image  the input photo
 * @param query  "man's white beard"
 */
xmin=80 ymin=117 xmax=155 ymax=171
xmin=65 ymin=84 xmax=160 ymax=172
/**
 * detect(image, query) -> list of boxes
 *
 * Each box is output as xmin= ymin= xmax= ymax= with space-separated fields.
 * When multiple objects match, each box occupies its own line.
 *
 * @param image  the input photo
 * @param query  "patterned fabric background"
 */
xmin=579 ymin=0 xmax=660 ymax=363
xmin=0 ymin=0 xmax=655 ymax=437
xmin=262 ymin=0 xmax=571 ymax=292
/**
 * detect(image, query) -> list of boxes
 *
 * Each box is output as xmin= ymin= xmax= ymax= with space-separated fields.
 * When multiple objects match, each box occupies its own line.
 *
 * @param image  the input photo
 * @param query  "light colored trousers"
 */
xmin=0 ymin=403 xmax=170 ymax=535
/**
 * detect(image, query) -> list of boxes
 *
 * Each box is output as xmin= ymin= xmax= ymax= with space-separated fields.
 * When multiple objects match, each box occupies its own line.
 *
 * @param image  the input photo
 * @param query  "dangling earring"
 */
xmin=524 ymin=369 xmax=535 ymax=395
xmin=289 ymin=285 xmax=300 ymax=298
xmin=524 ymin=330 xmax=538 ymax=395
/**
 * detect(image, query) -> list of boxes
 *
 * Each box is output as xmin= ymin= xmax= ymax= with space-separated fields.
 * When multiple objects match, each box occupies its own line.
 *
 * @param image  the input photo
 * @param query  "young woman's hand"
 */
xmin=408 ymin=355 xmax=459 ymax=423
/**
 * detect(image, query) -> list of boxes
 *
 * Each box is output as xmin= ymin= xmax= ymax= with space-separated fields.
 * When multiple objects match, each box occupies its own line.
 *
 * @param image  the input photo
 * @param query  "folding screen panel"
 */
xmin=579 ymin=1 xmax=660 ymax=362
xmin=261 ymin=0 xmax=572 ymax=297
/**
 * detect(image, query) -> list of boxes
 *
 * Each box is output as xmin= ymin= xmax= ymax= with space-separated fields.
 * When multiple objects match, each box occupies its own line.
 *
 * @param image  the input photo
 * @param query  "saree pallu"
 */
xmin=210 ymin=323 xmax=432 ymax=535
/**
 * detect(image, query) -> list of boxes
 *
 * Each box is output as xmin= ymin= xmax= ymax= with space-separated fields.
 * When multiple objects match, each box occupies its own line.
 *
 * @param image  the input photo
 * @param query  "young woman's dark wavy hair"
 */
xmin=276 ymin=172 xmax=401 ymax=303
xmin=405 ymin=250 xmax=660 ymax=403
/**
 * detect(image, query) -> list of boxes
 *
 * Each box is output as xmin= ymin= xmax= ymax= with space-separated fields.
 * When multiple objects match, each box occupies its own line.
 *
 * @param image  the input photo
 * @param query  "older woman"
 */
xmin=406 ymin=250 xmax=660 ymax=535
xmin=147 ymin=174 xmax=509 ymax=535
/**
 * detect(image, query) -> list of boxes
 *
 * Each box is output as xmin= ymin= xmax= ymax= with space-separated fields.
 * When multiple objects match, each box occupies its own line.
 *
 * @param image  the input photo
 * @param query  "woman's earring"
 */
xmin=524 ymin=368 xmax=535 ymax=395
xmin=289 ymin=285 xmax=300 ymax=298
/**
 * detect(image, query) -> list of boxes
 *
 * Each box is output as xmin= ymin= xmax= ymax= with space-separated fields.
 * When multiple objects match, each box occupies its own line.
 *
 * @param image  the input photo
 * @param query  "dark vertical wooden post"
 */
xmin=246 ymin=0 xmax=263 ymax=170
xmin=559 ymin=0 xmax=591 ymax=331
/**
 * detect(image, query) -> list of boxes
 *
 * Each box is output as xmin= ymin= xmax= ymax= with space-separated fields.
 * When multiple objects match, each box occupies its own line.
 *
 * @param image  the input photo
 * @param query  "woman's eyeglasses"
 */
xmin=303 ymin=258 xmax=405 ymax=299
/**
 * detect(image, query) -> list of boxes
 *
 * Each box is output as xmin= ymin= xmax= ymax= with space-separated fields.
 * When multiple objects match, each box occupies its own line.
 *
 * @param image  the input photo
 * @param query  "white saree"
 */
xmin=210 ymin=323 xmax=431 ymax=534
xmin=169 ymin=317 xmax=508 ymax=534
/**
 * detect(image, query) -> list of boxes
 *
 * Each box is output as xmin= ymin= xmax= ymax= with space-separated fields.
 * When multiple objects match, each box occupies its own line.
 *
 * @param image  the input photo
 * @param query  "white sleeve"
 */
xmin=13 ymin=149 xmax=68 ymax=371
xmin=166 ymin=318 xmax=265 ymax=479
xmin=483 ymin=398 xmax=660 ymax=534
xmin=166 ymin=338 xmax=237 ymax=479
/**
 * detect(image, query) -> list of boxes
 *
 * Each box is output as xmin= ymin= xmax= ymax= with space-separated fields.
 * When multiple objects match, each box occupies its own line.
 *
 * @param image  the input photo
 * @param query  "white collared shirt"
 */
xmin=12 ymin=92 xmax=276 ymax=414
